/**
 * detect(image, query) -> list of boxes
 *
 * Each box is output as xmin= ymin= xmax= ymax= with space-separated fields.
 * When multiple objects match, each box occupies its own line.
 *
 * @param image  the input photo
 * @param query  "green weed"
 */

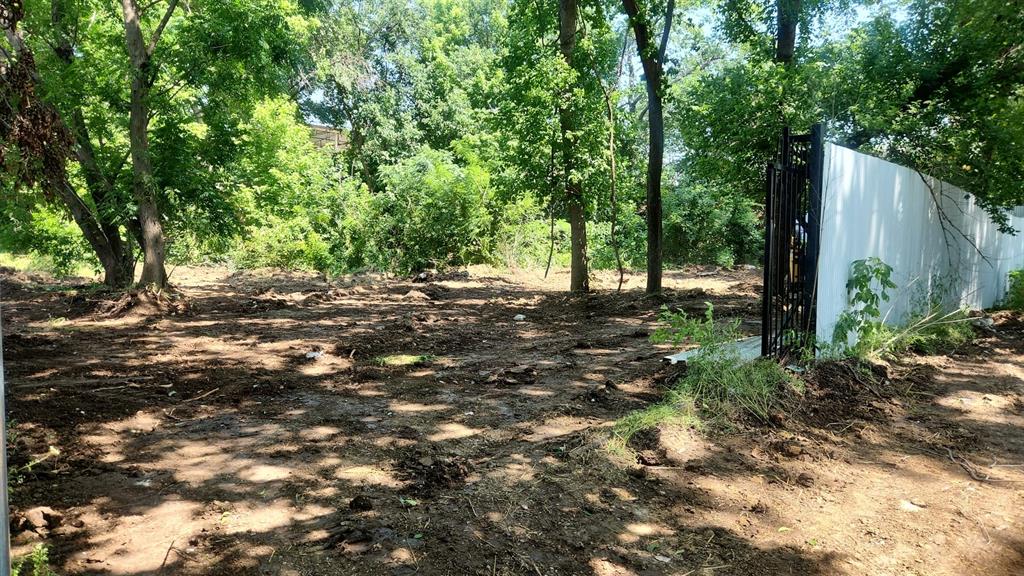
xmin=611 ymin=304 xmax=800 ymax=452
xmin=12 ymin=545 xmax=56 ymax=576
xmin=1003 ymin=269 xmax=1024 ymax=311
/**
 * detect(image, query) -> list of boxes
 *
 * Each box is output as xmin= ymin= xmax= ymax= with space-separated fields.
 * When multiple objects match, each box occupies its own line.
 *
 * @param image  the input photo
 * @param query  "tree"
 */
xmin=497 ymin=0 xmax=615 ymax=291
xmin=774 ymin=0 xmax=799 ymax=64
xmin=4 ymin=0 xmax=313 ymax=286
xmin=120 ymin=0 xmax=178 ymax=287
xmin=1 ymin=0 xmax=135 ymax=287
xmin=831 ymin=0 xmax=1024 ymax=227
xmin=558 ymin=0 xmax=589 ymax=292
xmin=621 ymin=0 xmax=673 ymax=293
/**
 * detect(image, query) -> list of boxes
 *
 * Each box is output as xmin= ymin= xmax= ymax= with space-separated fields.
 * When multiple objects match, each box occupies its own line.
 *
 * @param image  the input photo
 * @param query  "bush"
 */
xmin=232 ymin=214 xmax=333 ymax=271
xmin=1004 ymin=270 xmax=1024 ymax=311
xmin=488 ymin=195 xmax=569 ymax=269
xmin=832 ymin=258 xmax=974 ymax=359
xmin=662 ymin=183 xmax=761 ymax=267
xmin=375 ymin=147 xmax=491 ymax=272
xmin=0 ymin=203 xmax=95 ymax=277
xmin=588 ymin=209 xmax=646 ymax=270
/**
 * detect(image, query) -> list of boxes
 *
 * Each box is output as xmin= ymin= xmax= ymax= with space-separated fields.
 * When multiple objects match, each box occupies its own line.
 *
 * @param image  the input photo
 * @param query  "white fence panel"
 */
xmin=816 ymin=143 xmax=1024 ymax=345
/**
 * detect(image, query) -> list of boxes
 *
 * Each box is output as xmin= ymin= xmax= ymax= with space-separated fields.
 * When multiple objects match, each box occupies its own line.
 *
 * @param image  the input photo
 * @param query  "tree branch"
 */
xmin=658 ymin=0 xmax=674 ymax=64
xmin=146 ymin=0 xmax=179 ymax=57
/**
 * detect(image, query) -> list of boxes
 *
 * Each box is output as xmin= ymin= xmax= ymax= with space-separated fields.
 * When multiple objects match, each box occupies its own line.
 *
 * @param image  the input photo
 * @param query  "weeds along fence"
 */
xmin=815 ymin=144 xmax=1024 ymax=345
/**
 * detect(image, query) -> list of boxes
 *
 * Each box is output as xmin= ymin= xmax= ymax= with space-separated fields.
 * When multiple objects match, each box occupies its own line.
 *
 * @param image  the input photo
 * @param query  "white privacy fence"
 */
xmin=815 ymin=143 xmax=1024 ymax=345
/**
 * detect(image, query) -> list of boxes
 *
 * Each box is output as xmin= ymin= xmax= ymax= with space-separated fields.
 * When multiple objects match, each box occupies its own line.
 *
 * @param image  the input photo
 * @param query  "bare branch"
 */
xmin=139 ymin=0 xmax=165 ymax=14
xmin=916 ymin=169 xmax=993 ymax=268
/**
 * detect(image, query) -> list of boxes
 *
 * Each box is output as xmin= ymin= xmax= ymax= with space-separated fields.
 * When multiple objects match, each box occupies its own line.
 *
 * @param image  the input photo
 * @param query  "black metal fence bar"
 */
xmin=761 ymin=125 xmax=823 ymax=358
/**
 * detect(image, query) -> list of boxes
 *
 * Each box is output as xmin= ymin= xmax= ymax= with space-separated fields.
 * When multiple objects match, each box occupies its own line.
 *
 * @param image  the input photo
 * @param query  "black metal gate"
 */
xmin=761 ymin=124 xmax=823 ymax=358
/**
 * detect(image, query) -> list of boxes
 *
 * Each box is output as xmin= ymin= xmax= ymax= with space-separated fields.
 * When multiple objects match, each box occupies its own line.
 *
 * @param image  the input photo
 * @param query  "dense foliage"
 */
xmin=2 ymin=0 xmax=1022 ymax=284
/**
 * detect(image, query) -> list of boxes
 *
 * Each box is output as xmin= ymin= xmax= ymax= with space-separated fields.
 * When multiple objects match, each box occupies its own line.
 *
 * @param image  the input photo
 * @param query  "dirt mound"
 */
xmin=395 ymin=451 xmax=471 ymax=495
xmin=2 ymin=333 xmax=60 ymax=356
xmin=797 ymin=359 xmax=902 ymax=426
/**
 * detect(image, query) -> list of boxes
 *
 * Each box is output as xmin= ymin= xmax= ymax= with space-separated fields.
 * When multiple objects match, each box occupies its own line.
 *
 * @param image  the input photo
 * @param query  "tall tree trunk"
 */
xmin=622 ymin=0 xmax=672 ymax=294
xmin=559 ymin=0 xmax=589 ymax=293
xmin=127 ymin=74 xmax=167 ymax=287
xmin=121 ymin=0 xmax=176 ymax=287
xmin=775 ymin=0 xmax=801 ymax=64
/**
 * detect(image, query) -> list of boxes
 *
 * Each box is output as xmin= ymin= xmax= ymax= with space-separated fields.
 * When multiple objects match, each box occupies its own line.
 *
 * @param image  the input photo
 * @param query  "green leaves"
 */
xmin=832 ymin=257 xmax=897 ymax=349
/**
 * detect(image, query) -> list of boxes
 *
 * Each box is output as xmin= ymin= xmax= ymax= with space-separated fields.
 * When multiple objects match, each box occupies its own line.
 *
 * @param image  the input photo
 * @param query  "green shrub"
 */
xmin=12 ymin=545 xmax=56 ymax=576
xmin=832 ymin=258 xmax=973 ymax=359
xmin=662 ymin=183 xmax=761 ymax=266
xmin=1004 ymin=270 xmax=1024 ymax=311
xmin=588 ymin=209 xmax=646 ymax=270
xmin=375 ymin=147 xmax=491 ymax=272
xmin=232 ymin=214 xmax=333 ymax=271
xmin=832 ymin=257 xmax=898 ymax=352
xmin=0 ymin=203 xmax=94 ymax=277
xmin=488 ymin=195 xmax=569 ymax=269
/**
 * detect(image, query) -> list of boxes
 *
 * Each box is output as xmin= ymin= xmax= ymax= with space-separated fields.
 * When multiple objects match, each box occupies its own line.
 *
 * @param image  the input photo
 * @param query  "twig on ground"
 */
xmin=185 ymin=387 xmax=220 ymax=403
xmin=158 ymin=539 xmax=176 ymax=573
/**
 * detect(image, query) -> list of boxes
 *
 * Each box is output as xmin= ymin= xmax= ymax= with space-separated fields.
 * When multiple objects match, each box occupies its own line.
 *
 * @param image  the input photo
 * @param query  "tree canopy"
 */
xmin=2 ymin=0 xmax=1021 ymax=286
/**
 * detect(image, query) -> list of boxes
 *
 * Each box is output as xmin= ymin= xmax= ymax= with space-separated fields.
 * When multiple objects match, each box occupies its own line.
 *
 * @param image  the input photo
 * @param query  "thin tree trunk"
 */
xmin=67 ymin=111 xmax=134 ymax=287
xmin=559 ymin=0 xmax=589 ymax=293
xmin=622 ymin=0 xmax=672 ymax=294
xmin=596 ymin=73 xmax=624 ymax=292
xmin=121 ymin=0 xmax=176 ymax=287
xmin=127 ymin=75 xmax=167 ymax=287
xmin=50 ymin=177 xmax=132 ymax=287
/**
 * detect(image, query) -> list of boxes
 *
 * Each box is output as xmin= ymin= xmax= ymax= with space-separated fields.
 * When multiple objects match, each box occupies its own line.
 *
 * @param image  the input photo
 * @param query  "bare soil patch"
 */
xmin=2 ymin=266 xmax=1021 ymax=575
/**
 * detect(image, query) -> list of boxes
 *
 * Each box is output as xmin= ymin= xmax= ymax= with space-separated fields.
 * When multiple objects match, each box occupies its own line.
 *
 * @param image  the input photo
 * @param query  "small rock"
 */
xmin=305 ymin=350 xmax=324 ymax=360
xmin=24 ymin=506 xmax=62 ymax=531
xmin=971 ymin=317 xmax=994 ymax=329
xmin=513 ymin=314 xmax=526 ymax=322
xmin=782 ymin=443 xmax=803 ymax=458
xmin=796 ymin=472 xmax=815 ymax=487
xmin=349 ymin=495 xmax=374 ymax=512
xmin=626 ymin=466 xmax=648 ymax=479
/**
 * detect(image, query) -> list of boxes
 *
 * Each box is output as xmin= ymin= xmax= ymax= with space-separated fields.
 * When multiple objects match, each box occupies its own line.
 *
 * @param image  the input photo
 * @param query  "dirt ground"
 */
xmin=1 ymin=265 xmax=1022 ymax=576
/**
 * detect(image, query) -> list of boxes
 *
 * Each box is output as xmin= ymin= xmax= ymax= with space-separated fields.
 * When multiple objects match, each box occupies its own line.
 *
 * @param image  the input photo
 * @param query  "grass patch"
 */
xmin=611 ymin=304 xmax=801 ymax=452
xmin=373 ymin=354 xmax=435 ymax=367
xmin=851 ymin=307 xmax=974 ymax=359
xmin=610 ymin=402 xmax=702 ymax=454
xmin=0 ymin=251 xmax=97 ymax=279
